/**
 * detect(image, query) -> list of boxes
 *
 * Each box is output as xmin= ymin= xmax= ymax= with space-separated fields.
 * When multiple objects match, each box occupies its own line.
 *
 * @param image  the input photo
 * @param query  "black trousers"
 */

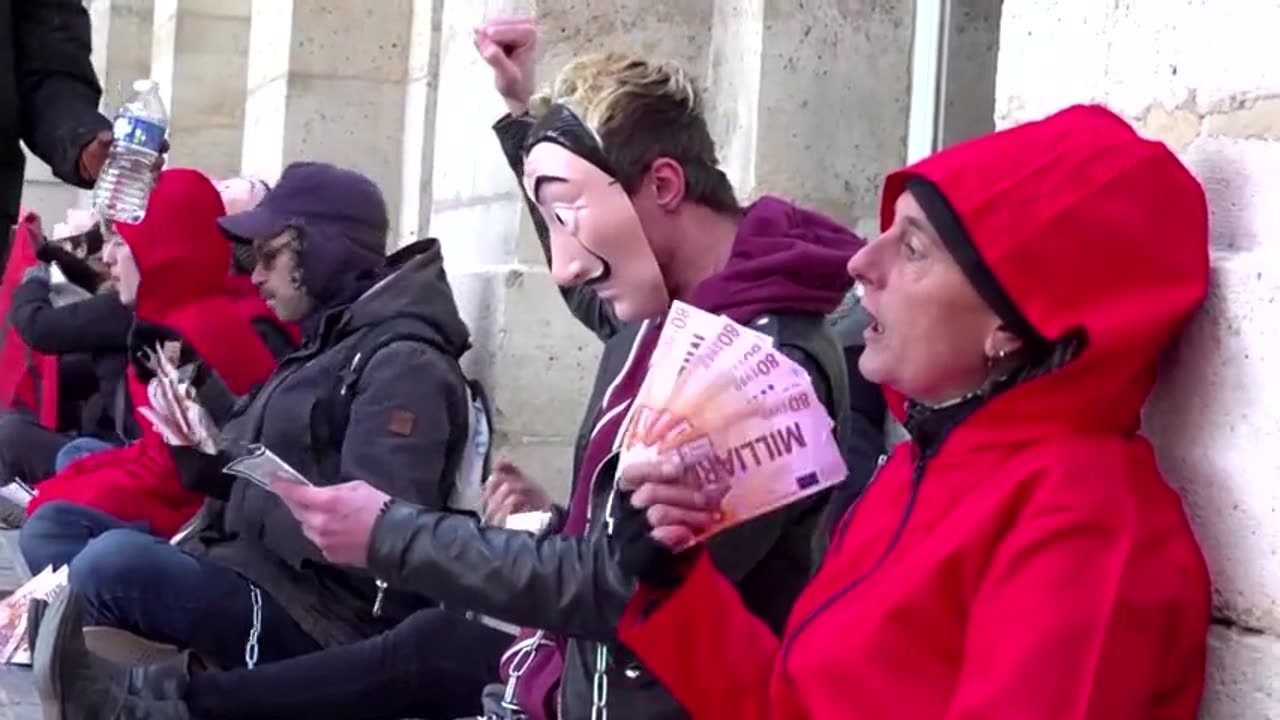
xmin=0 ymin=410 xmax=68 ymax=485
xmin=187 ymin=608 xmax=512 ymax=720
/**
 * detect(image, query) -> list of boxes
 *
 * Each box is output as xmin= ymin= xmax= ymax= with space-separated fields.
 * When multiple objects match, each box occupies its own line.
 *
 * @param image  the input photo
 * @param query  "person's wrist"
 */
xmin=503 ymin=96 xmax=531 ymax=117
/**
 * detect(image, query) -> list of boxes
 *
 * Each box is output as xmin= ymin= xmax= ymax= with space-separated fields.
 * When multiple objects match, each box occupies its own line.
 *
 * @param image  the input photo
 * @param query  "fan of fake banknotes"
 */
xmin=135 ymin=341 xmax=221 ymax=454
xmin=136 ymin=342 xmax=312 ymax=492
xmin=617 ymin=301 xmax=848 ymax=543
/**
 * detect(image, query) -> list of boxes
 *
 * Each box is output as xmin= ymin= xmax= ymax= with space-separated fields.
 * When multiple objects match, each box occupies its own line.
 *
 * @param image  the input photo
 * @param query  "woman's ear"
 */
xmin=984 ymin=326 xmax=1024 ymax=362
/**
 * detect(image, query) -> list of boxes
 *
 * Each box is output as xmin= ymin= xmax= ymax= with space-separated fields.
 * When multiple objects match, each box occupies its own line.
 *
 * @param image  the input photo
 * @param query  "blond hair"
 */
xmin=531 ymin=52 xmax=701 ymax=137
xmin=529 ymin=52 xmax=739 ymax=214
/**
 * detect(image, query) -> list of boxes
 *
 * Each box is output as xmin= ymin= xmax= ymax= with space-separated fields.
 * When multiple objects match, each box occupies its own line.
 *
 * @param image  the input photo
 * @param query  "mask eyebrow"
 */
xmin=532 ymin=175 xmax=569 ymax=204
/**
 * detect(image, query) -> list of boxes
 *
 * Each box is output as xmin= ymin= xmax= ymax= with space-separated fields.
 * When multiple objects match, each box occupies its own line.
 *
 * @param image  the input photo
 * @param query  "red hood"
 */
xmin=223 ymin=272 xmax=259 ymax=302
xmin=117 ymin=168 xmax=230 ymax=323
xmin=880 ymin=104 xmax=1209 ymax=442
xmin=688 ymin=195 xmax=861 ymax=323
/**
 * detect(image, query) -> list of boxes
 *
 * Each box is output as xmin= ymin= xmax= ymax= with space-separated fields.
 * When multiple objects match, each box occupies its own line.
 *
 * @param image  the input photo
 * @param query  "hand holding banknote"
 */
xmin=615 ymin=301 xmax=848 ymax=549
xmin=136 ymin=341 xmax=220 ymax=454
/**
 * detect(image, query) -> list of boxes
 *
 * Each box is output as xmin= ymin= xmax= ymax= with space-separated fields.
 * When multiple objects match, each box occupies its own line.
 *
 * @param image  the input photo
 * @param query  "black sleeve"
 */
xmin=493 ymin=114 xmax=621 ymax=342
xmin=36 ymin=242 xmax=104 ymax=293
xmin=13 ymin=0 xmax=112 ymax=188
xmin=10 ymin=281 xmax=133 ymax=355
xmin=168 ymin=445 xmax=238 ymax=501
xmin=249 ymin=318 xmax=298 ymax=361
xmin=369 ymin=502 xmax=634 ymax=641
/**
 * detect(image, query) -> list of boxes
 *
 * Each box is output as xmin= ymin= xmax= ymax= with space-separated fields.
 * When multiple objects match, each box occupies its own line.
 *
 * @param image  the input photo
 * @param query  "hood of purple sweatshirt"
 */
xmin=689 ymin=194 xmax=863 ymax=322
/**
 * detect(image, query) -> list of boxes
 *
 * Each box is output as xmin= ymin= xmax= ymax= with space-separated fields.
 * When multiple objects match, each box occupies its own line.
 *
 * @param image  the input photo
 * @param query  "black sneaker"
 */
xmin=33 ymin=589 xmax=193 ymax=720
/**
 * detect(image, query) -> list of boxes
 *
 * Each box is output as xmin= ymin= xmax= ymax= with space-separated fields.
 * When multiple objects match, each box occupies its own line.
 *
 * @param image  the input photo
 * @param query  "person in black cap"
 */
xmin=36 ymin=161 xmax=483 ymax=718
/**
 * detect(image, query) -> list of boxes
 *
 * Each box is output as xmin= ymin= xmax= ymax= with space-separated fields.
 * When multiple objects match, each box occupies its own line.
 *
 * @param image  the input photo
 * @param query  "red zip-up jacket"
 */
xmin=618 ymin=104 xmax=1212 ymax=719
xmin=29 ymin=169 xmax=280 ymax=538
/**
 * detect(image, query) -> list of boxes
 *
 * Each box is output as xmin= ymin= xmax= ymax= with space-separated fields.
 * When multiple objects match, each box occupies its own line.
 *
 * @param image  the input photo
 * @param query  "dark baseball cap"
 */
xmin=216 ymin=161 xmax=388 ymax=258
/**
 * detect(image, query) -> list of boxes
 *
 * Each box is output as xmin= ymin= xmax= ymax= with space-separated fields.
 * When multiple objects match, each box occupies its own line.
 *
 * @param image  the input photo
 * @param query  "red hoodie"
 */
xmin=618 ymin=105 xmax=1212 ymax=719
xmin=29 ymin=169 xmax=281 ymax=538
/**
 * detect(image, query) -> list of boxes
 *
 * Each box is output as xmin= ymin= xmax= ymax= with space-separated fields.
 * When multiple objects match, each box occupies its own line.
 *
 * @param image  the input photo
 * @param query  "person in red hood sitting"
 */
xmin=18 ymin=168 xmax=293 ymax=573
xmin=612 ymin=104 xmax=1213 ymax=719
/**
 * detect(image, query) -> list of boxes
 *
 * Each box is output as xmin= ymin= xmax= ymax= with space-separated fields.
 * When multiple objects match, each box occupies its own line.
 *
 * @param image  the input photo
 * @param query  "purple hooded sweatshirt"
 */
xmin=500 ymin=196 xmax=862 ymax=720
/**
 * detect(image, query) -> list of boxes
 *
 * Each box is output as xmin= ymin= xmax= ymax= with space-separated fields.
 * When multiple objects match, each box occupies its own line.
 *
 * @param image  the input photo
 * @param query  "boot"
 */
xmin=33 ymin=589 xmax=193 ymax=720
xmin=114 ymin=654 xmax=194 ymax=720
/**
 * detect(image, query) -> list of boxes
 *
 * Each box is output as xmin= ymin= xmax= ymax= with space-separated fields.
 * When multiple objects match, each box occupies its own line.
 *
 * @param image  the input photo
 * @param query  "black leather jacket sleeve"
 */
xmin=364 ymin=343 xmax=840 ymax=641
xmin=493 ymin=113 xmax=621 ymax=343
xmin=368 ymin=501 xmax=635 ymax=642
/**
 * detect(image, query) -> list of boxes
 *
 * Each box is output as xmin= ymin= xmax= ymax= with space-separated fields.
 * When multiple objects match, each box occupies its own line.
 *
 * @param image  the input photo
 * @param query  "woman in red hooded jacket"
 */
xmin=19 ymin=168 xmax=283 ymax=572
xmin=612 ymin=104 xmax=1212 ymax=719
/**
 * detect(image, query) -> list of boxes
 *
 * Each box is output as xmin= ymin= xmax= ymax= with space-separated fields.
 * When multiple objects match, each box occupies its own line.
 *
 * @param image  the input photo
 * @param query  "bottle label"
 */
xmin=112 ymin=116 xmax=166 ymax=153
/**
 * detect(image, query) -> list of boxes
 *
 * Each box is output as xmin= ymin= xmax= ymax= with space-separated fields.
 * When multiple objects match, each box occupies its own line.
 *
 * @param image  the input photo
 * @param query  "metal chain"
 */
xmin=591 ymin=642 xmax=610 ymax=720
xmin=244 ymin=583 xmax=263 ymax=669
xmin=500 ymin=631 xmax=542 ymax=716
xmin=590 ymin=488 xmax=621 ymax=720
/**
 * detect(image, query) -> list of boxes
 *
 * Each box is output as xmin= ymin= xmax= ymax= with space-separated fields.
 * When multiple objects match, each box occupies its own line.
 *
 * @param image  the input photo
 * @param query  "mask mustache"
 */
xmin=576 ymin=240 xmax=612 ymax=287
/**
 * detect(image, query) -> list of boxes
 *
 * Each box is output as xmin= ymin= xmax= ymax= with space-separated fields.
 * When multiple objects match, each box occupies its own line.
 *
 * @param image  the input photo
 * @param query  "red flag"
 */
xmin=0 ymin=213 xmax=60 ymax=429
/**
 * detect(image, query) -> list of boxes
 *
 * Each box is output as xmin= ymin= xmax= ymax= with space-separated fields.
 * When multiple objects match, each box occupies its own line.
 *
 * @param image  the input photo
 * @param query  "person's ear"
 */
xmin=984 ymin=326 xmax=1024 ymax=365
xmin=648 ymin=157 xmax=686 ymax=212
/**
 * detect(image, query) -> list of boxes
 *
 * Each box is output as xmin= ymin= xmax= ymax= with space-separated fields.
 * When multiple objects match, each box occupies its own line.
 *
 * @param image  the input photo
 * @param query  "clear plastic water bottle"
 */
xmin=92 ymin=79 xmax=168 ymax=224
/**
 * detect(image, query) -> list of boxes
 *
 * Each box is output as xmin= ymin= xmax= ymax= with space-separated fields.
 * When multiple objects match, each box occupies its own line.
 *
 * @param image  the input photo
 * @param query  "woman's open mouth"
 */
xmin=863 ymin=307 xmax=885 ymax=340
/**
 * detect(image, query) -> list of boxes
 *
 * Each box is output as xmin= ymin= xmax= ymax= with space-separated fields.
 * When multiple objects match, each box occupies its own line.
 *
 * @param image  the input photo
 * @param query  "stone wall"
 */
xmin=15 ymin=0 xmax=998 ymax=502
xmin=996 ymin=1 xmax=1280 ymax=716
xmin=31 ymin=0 xmax=956 ymax=502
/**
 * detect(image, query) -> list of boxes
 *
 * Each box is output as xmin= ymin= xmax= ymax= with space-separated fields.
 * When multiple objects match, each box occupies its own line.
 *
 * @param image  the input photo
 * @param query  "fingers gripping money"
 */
xmin=618 ymin=301 xmax=847 ymax=543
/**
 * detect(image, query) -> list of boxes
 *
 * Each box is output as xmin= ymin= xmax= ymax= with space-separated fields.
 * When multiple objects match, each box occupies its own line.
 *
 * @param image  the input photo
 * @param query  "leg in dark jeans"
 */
xmin=54 ymin=436 xmax=119 ymax=472
xmin=68 ymin=528 xmax=320 ymax=669
xmin=187 ymin=608 xmax=512 ymax=720
xmin=19 ymin=500 xmax=143 ymax=572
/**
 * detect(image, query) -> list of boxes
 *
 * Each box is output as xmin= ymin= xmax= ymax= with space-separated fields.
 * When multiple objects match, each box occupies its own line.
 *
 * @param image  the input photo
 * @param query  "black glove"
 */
xmin=167 ymin=444 xmax=240 ymax=500
xmin=128 ymin=320 xmax=203 ymax=384
xmin=612 ymin=488 xmax=699 ymax=590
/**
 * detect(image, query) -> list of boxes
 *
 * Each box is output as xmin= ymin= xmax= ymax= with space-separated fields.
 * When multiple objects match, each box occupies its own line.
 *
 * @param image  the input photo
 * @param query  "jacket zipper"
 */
xmin=831 ymin=453 xmax=889 ymax=552
xmin=780 ymin=448 xmax=925 ymax=666
xmin=226 ymin=342 xmax=395 ymax=617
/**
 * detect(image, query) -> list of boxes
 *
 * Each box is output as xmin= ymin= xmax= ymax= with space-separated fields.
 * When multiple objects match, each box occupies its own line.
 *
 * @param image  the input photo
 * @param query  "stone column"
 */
xmin=241 ymin=0 xmax=413 ymax=237
xmin=997 ymin=1 xmax=1280 ymax=717
xmin=708 ymin=0 xmax=917 ymax=237
xmin=88 ymin=0 xmax=156 ymax=113
xmin=150 ymin=0 xmax=252 ymax=178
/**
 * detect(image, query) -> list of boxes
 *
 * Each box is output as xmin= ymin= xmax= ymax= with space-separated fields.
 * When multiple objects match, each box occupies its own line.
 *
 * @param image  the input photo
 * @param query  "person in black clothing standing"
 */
xmin=1 ymin=0 xmax=118 ymax=264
